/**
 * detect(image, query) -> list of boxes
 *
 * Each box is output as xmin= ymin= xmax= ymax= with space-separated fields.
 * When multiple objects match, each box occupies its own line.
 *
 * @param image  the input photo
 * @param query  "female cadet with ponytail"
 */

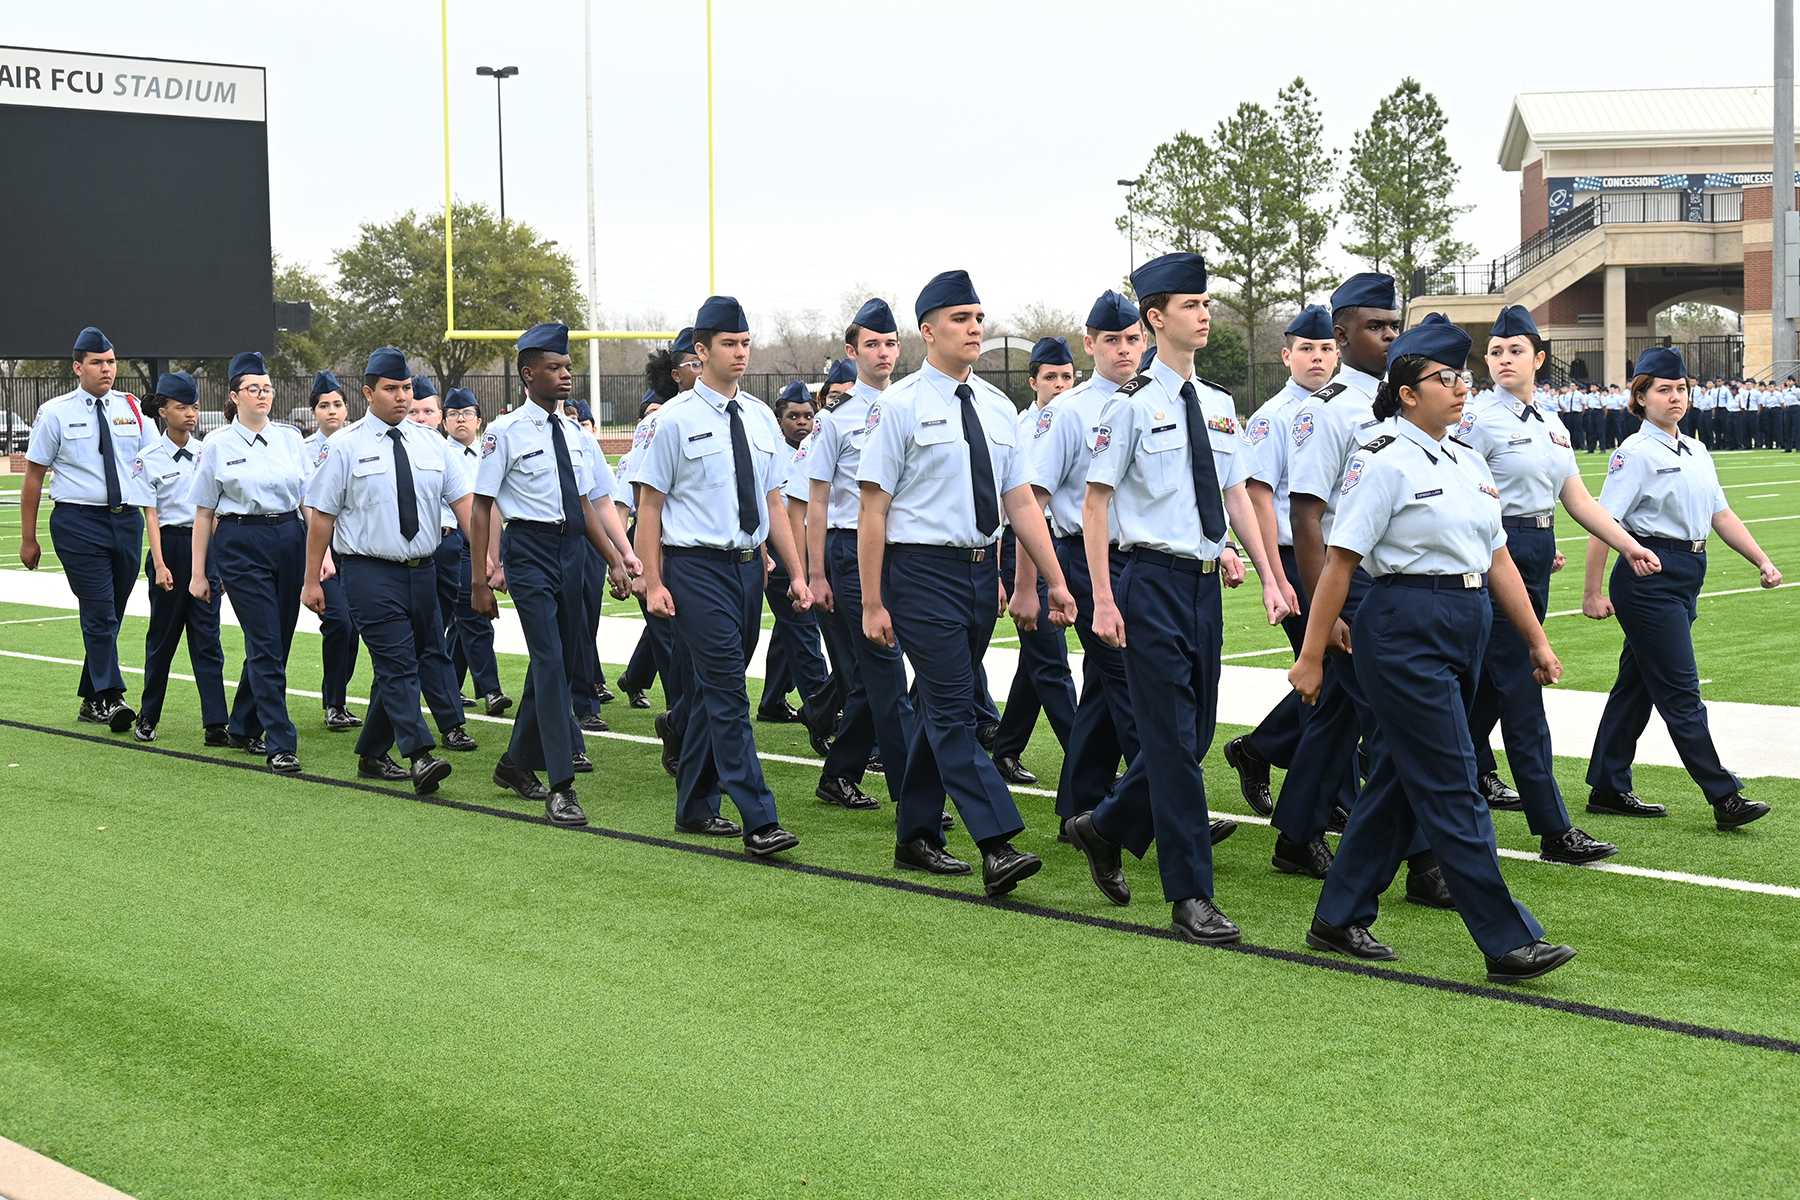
xmin=1291 ymin=314 xmax=1577 ymax=984
xmin=1583 ymin=346 xmax=1782 ymax=829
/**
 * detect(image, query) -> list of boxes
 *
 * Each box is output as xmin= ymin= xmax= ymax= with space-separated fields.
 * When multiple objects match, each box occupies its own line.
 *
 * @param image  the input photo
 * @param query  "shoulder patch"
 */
xmin=1034 ymin=407 xmax=1055 ymax=438
xmin=130 ymin=458 xmax=146 ymax=479
xmin=480 ymin=432 xmax=498 ymax=459
xmin=1341 ymin=456 xmax=1366 ymax=493
xmin=1292 ymin=411 xmax=1316 ymax=446
xmin=1309 ymin=381 xmax=1347 ymax=403
xmin=1360 ymin=434 xmax=1397 ymax=454
xmin=1247 ymin=416 xmax=1271 ymax=445
xmin=1092 ymin=425 xmax=1112 ymax=456
xmin=1454 ymin=410 xmax=1476 ymax=436
xmin=314 ymin=443 xmax=330 ymax=468
xmin=862 ymin=403 xmax=881 ymax=434
xmin=1115 ymin=374 xmax=1153 ymax=397
xmin=1607 ymin=449 xmax=1626 ymax=475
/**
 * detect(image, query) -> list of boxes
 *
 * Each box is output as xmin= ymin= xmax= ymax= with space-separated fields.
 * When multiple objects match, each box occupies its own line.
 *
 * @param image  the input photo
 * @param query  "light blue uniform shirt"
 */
xmin=857 ymin=361 xmax=1028 ymax=548
xmin=473 ymin=402 xmax=600 ymax=523
xmin=1723 ymin=388 xmax=1743 ymax=412
xmin=1085 ymin=358 xmax=1250 ymax=561
xmin=633 ymin=379 xmax=785 ymax=550
xmin=444 ymin=436 xmax=483 ymax=528
xmin=1245 ymin=378 xmax=1314 ymax=547
xmin=1455 ymin=390 xmax=1579 ymax=517
xmin=1599 ymin=425 xmax=1727 ymax=542
xmin=782 ymin=434 xmax=814 ymax=504
xmin=611 ymin=448 xmax=638 ymax=513
xmin=1693 ymin=387 xmax=1714 ymax=412
xmin=1287 ymin=365 xmax=1390 ymax=540
xmin=1604 ymin=390 xmax=1627 ymax=410
xmin=27 ymin=387 xmax=154 ymax=507
xmin=133 ymin=432 xmax=204 ymax=527
xmin=806 ymin=381 xmax=882 ymax=529
xmin=307 ymin=415 xmax=468 ymax=560
xmin=189 ymin=420 xmax=308 ymax=516
xmin=582 ymin=438 xmax=618 ymax=506
xmin=1329 ymin=420 xmax=1506 ymax=577
xmin=1025 ymin=372 xmax=1128 ymax=541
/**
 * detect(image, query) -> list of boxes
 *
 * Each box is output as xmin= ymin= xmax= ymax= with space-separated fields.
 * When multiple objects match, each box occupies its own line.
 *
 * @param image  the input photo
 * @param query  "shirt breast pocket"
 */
xmin=683 ymin=432 xmax=730 ymax=489
xmin=63 ymin=420 xmax=95 ymax=441
xmin=511 ymin=450 xmax=549 ymax=478
xmin=912 ymin=419 xmax=960 ymax=479
xmin=1139 ymin=428 xmax=1188 ymax=495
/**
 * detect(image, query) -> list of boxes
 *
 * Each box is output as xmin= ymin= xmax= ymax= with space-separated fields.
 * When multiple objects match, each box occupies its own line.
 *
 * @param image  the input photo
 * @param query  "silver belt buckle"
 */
xmin=971 ymin=548 xmax=986 ymax=562
xmin=1690 ymin=539 xmax=1706 ymax=553
xmin=1534 ymin=513 xmax=1553 ymax=529
xmin=1461 ymin=572 xmax=1481 ymax=589
xmin=1201 ymin=558 xmax=1219 ymax=575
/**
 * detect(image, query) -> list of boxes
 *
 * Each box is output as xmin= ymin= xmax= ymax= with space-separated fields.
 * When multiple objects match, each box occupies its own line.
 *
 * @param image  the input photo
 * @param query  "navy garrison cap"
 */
xmin=851 ymin=297 xmax=898 ymax=335
xmin=1284 ymin=304 xmax=1333 ymax=340
xmin=777 ymin=380 xmax=812 ymax=406
xmin=411 ymin=374 xmax=437 ymax=399
xmin=824 ymin=358 xmax=858 ymax=386
xmin=1635 ymin=346 xmax=1688 ymax=380
xmin=518 ymin=323 xmax=570 ymax=355
xmin=228 ymin=351 xmax=267 ymax=379
xmin=310 ymin=369 xmax=342 ymax=396
xmin=365 ymin=347 xmax=409 ymax=380
xmin=1389 ymin=312 xmax=1470 ymax=371
xmin=1331 ymin=272 xmax=1399 ymax=313
xmin=73 ymin=326 xmax=112 ymax=354
xmin=1086 ymin=290 xmax=1140 ymax=332
xmin=639 ymin=388 xmax=661 ymax=418
xmin=1491 ymin=305 xmax=1540 ymax=339
xmin=671 ymin=327 xmax=696 ymax=355
xmin=1030 ymin=336 xmax=1073 ymax=366
xmin=695 ymin=296 xmax=749 ymax=333
xmin=914 ymin=270 xmax=980 ymax=324
xmin=1130 ymin=252 xmax=1207 ymax=299
xmin=1140 ymin=346 xmax=1159 ymax=371
xmin=155 ymin=371 xmax=197 ymax=406
xmin=573 ymin=400 xmax=594 ymax=423
xmin=442 ymin=387 xmax=479 ymax=412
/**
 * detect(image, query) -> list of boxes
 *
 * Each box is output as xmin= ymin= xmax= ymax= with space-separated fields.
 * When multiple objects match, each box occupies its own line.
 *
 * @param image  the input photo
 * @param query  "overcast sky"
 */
xmin=10 ymin=0 xmax=1782 ymax=332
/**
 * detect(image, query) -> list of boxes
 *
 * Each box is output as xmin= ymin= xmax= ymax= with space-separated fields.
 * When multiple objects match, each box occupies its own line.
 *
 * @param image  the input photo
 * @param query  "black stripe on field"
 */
xmin=6 ymin=715 xmax=1798 ymax=1059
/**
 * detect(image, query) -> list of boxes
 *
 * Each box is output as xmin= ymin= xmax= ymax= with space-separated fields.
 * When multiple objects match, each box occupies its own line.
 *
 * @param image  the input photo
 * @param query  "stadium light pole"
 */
xmin=583 ymin=0 xmax=600 ymax=415
xmin=706 ymin=0 xmax=716 ymax=294
xmin=475 ymin=65 xmax=519 ymax=223
xmin=1118 ymin=178 xmax=1141 ymax=277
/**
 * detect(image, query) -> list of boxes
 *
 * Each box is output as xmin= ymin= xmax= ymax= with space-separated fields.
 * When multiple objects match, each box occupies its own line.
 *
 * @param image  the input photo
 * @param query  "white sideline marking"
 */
xmin=1545 ymin=582 xmax=1798 ymax=617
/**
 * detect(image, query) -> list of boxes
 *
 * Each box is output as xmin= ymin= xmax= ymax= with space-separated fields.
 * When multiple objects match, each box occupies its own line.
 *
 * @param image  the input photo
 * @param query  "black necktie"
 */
xmin=173 ymin=447 xmax=193 ymax=462
xmin=1180 ymin=381 xmax=1227 ymax=543
xmin=387 ymin=427 xmax=419 ymax=540
xmin=547 ymin=415 xmax=586 ymax=528
xmin=955 ymin=383 xmax=1000 ymax=538
xmin=95 ymin=396 xmax=122 ymax=508
xmin=726 ymin=399 xmax=759 ymax=535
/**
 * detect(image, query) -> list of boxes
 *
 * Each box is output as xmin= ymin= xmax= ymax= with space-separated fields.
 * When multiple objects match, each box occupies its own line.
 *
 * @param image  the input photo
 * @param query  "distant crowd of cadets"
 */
xmin=17 ymin=264 xmax=1785 ymax=984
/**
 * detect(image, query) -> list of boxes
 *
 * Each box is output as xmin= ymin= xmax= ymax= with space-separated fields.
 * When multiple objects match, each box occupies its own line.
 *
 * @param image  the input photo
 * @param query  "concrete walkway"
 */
xmin=0 ymin=1135 xmax=135 ymax=1200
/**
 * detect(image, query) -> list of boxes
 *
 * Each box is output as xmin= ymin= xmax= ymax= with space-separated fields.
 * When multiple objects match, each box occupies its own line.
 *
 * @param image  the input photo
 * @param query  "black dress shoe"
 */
xmin=977 ymin=721 xmax=1000 ymax=752
xmin=1712 ymin=792 xmax=1771 ymax=831
xmin=757 ymin=703 xmax=800 ymax=724
xmin=324 ymin=705 xmax=363 ymax=731
xmin=942 ymin=810 xmax=956 ymax=831
xmin=267 ymin=750 xmax=302 ymax=775
xmin=1273 ymin=833 xmax=1333 ymax=879
xmin=654 ymin=710 xmax=681 ymax=778
xmin=493 ymin=754 xmax=549 ymax=801
xmin=1479 ymin=770 xmax=1524 ymax=811
xmin=546 ymin=788 xmax=588 ymax=827
xmin=1540 ymin=826 xmax=1618 ymax=864
xmin=571 ymin=751 xmax=594 ymax=773
xmin=1586 ymin=788 xmax=1667 ymax=818
xmin=867 ymin=752 xmax=885 ymax=774
xmin=1067 ymin=812 xmax=1129 ymax=906
xmin=131 ymin=718 xmax=156 ymax=744
xmin=1210 ymin=819 xmax=1237 ymax=845
xmin=102 ymin=697 xmax=136 ymax=733
xmin=627 ymin=689 xmax=651 ymax=709
xmin=806 ymin=721 xmax=833 ymax=758
xmin=204 ymin=724 xmax=229 ymax=747
xmin=578 ymin=713 xmax=610 ymax=733
xmin=676 ymin=816 xmax=744 ymax=837
xmin=981 ymin=842 xmax=1042 ymax=897
xmin=1327 ymin=804 xmax=1350 ymax=834
xmin=993 ymin=755 xmax=1037 ymax=786
xmin=745 ymin=823 xmax=800 ymax=857
xmin=227 ymin=732 xmax=266 ymax=755
xmin=482 ymin=690 xmax=513 ymax=717
xmin=1404 ymin=861 xmax=1456 ymax=909
xmin=358 ymin=753 xmax=410 ymax=782
xmin=596 ymin=685 xmax=616 ymax=704
xmin=1304 ymin=915 xmax=1396 ymax=961
xmin=816 ymin=775 xmax=880 ymax=810
xmin=460 ymin=693 xmax=477 ymax=708
xmin=1485 ymin=940 xmax=1577 ymax=984
xmin=894 ymin=837 xmax=972 ymax=875
xmin=1222 ymin=735 xmax=1273 ymax=817
xmin=441 ymin=725 xmax=478 ymax=752
xmin=77 ymin=697 xmax=106 ymax=725
xmin=1057 ymin=818 xmax=1074 ymax=844
xmin=411 ymin=751 xmax=453 ymax=795
xmin=1171 ymin=896 xmax=1241 ymax=945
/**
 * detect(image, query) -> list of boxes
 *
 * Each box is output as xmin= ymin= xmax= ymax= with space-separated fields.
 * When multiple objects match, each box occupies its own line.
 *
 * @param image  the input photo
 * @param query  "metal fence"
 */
xmin=1536 ymin=336 xmax=1742 ymax=387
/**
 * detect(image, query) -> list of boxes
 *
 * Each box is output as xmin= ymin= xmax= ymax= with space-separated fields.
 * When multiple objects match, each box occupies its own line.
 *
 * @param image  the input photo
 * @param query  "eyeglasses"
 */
xmin=235 ymin=385 xmax=274 ymax=398
xmin=677 ymin=360 xmax=703 ymax=371
xmin=1420 ymin=369 xmax=1473 ymax=390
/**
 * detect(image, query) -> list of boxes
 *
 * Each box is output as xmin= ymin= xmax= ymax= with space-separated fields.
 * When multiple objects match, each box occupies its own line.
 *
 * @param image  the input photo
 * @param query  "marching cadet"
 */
xmin=856 ymin=269 xmax=1078 ymax=895
xmin=1461 ymin=305 xmax=1659 ymax=864
xmin=990 ymin=336 xmax=1079 ymax=787
xmin=19 ymin=326 xmax=152 ymax=732
xmin=439 ymin=387 xmax=510 ymax=715
xmin=302 ymin=348 xmax=477 ymax=794
xmin=615 ymin=388 xmax=667 ymax=711
xmin=1222 ymin=305 xmax=1337 ymax=842
xmin=1293 ymin=313 xmax=1577 ymax=984
xmin=634 ymin=295 xmax=808 ymax=857
xmin=132 ymin=371 xmax=228 ymax=744
xmin=806 ymin=300 xmax=924 ymax=813
xmin=1062 ymin=252 xmax=1287 ymax=943
xmin=471 ymin=323 xmax=640 ymax=824
xmin=302 ymin=370 xmax=363 ymax=731
xmin=569 ymin=399 xmax=620 ymax=735
xmin=758 ymin=379 xmax=835 ymax=746
xmin=188 ymin=352 xmax=310 ymax=774
xmin=1584 ymin=347 xmax=1782 ymax=828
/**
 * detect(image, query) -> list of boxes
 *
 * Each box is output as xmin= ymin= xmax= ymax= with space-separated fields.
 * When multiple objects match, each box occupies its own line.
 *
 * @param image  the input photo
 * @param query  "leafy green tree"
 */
xmin=271 ymin=254 xmax=339 ymax=377
xmin=1118 ymin=131 xmax=1214 ymax=258
xmin=1275 ymin=78 xmax=1338 ymax=306
xmin=333 ymin=202 xmax=586 ymax=388
xmin=1194 ymin=321 xmax=1249 ymax=409
xmin=1341 ymin=79 xmax=1473 ymax=307
xmin=1202 ymin=102 xmax=1293 ymax=400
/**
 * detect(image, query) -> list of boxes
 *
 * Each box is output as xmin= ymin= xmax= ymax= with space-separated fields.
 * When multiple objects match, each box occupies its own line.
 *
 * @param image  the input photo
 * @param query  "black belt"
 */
xmin=1131 ymin=547 xmax=1218 ymax=575
xmin=506 ymin=518 xmax=575 ymax=535
xmin=1636 ymin=534 xmax=1707 ymax=554
xmin=56 ymin=502 xmax=134 ymax=515
xmin=1379 ymin=572 xmax=1487 ymax=590
xmin=664 ymin=545 xmax=757 ymax=563
xmin=1502 ymin=513 xmax=1554 ymax=530
xmin=890 ymin=542 xmax=991 ymax=562
xmin=158 ymin=524 xmax=194 ymax=535
xmin=221 ymin=510 xmax=298 ymax=525
xmin=1056 ymin=533 xmax=1123 ymax=553
xmin=340 ymin=552 xmax=433 ymax=569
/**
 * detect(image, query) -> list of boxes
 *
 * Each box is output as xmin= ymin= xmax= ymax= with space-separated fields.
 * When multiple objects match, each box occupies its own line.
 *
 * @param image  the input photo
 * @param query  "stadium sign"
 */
xmin=0 ymin=45 xmax=264 ymax=122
